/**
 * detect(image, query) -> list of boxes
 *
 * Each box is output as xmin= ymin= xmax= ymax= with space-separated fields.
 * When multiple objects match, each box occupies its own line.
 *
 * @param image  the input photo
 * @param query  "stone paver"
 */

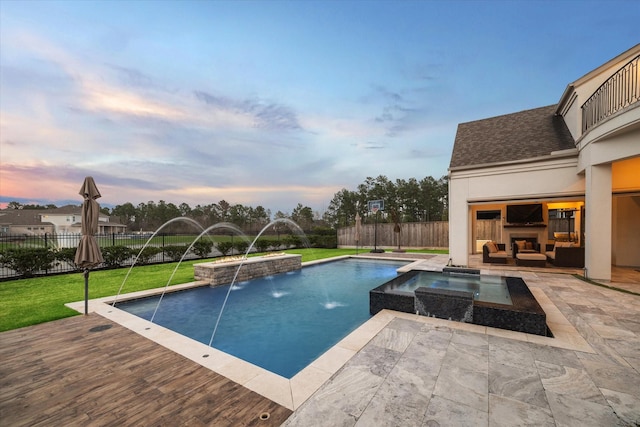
xmin=283 ymin=257 xmax=640 ymax=426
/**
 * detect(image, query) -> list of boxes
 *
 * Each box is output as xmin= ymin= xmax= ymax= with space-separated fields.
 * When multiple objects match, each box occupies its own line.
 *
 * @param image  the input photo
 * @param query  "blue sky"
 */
xmin=1 ymin=0 xmax=638 ymax=214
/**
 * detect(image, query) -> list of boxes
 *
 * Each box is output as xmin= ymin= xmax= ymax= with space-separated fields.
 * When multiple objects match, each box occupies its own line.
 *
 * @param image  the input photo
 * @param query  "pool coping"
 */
xmin=66 ymin=257 xmax=594 ymax=411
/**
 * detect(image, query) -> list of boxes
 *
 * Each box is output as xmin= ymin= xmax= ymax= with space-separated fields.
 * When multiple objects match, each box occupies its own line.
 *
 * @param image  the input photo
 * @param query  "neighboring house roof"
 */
xmin=0 ymin=206 xmax=125 ymax=228
xmin=0 ymin=210 xmax=53 ymax=227
xmin=449 ymin=105 xmax=576 ymax=170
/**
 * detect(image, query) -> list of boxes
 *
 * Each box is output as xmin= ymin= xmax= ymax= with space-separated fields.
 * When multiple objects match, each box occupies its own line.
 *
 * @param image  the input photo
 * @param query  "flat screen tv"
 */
xmin=506 ymin=204 xmax=544 ymax=224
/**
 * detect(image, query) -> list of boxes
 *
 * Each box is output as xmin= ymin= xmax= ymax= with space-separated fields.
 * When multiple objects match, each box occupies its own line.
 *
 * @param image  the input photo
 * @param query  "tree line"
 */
xmin=323 ymin=175 xmax=448 ymax=228
xmin=4 ymin=174 xmax=448 ymax=232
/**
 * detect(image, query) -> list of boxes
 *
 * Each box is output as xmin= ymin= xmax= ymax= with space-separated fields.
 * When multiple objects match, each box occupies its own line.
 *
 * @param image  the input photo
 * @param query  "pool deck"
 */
xmin=2 ymin=254 xmax=639 ymax=426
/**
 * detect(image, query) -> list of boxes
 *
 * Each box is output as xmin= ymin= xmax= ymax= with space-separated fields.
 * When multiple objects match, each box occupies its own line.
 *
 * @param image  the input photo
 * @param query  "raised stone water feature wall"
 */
xmin=194 ymin=254 xmax=302 ymax=286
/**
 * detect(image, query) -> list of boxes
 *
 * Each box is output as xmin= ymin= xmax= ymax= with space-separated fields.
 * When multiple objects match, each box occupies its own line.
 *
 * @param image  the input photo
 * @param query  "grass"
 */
xmin=572 ymin=274 xmax=640 ymax=297
xmin=0 ymin=248 xmax=444 ymax=332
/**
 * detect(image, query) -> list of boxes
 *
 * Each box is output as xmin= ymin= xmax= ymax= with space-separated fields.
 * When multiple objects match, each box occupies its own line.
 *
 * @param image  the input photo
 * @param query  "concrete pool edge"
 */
xmin=66 ymin=277 xmax=593 ymax=411
xmin=65 ymin=284 xmax=397 ymax=411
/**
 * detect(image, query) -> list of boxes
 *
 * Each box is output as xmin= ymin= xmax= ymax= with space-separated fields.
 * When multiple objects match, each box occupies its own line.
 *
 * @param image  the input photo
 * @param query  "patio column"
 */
xmin=448 ymin=176 xmax=470 ymax=266
xmin=585 ymin=163 xmax=612 ymax=280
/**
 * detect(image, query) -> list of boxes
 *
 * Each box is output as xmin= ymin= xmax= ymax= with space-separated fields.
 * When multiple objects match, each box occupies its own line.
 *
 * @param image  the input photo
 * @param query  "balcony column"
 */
xmin=585 ymin=163 xmax=612 ymax=280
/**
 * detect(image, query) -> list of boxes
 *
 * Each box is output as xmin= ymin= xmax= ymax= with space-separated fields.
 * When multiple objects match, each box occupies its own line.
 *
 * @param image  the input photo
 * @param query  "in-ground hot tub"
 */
xmin=370 ymin=267 xmax=549 ymax=336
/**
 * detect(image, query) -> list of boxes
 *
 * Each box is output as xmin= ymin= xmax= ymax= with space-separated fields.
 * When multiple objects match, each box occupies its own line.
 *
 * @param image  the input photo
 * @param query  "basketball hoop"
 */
xmin=368 ymin=199 xmax=384 ymax=214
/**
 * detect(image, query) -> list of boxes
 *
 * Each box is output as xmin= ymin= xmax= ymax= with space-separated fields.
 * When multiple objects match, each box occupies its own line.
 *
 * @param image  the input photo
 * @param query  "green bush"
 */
xmin=133 ymin=246 xmax=162 ymax=265
xmin=191 ymin=240 xmax=214 ymax=258
xmin=216 ymin=241 xmax=233 ymax=256
xmin=282 ymin=234 xmax=302 ymax=249
xmin=234 ymin=240 xmax=249 ymax=255
xmin=0 ymin=247 xmax=58 ymax=277
xmin=253 ymin=238 xmax=271 ymax=253
xmin=315 ymin=235 xmax=337 ymax=248
xmin=306 ymin=234 xmax=337 ymax=248
xmin=265 ymin=238 xmax=282 ymax=251
xmin=312 ymin=226 xmax=336 ymax=236
xmin=102 ymin=246 xmax=133 ymax=268
xmin=55 ymin=247 xmax=79 ymax=269
xmin=163 ymin=245 xmax=190 ymax=261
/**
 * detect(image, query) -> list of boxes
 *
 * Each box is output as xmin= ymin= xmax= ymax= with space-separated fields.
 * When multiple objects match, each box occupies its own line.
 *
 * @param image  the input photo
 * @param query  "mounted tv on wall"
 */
xmin=506 ymin=203 xmax=544 ymax=224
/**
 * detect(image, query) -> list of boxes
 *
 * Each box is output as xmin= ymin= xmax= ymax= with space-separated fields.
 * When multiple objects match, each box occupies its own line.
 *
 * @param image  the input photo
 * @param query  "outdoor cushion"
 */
xmin=525 ymin=241 xmax=534 ymax=250
xmin=516 ymin=253 xmax=546 ymax=261
xmin=489 ymin=252 xmax=508 ymax=258
xmin=486 ymin=242 xmax=498 ymax=253
xmin=515 ymin=240 xmax=526 ymax=250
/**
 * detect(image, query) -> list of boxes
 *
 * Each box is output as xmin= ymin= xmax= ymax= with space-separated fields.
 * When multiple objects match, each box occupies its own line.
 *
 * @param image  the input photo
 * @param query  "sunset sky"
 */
xmin=1 ymin=0 xmax=638 ymax=214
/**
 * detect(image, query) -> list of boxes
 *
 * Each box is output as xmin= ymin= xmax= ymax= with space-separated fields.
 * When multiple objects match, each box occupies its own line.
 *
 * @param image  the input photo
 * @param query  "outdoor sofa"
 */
xmin=482 ymin=242 xmax=508 ymax=264
xmin=545 ymin=242 xmax=585 ymax=268
xmin=512 ymin=240 xmax=541 ymax=258
xmin=512 ymin=241 xmax=547 ymax=267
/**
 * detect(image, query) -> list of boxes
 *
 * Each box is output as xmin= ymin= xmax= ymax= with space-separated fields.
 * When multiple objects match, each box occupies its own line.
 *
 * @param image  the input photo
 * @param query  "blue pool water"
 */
xmin=116 ymin=258 xmax=406 ymax=378
xmin=392 ymin=271 xmax=512 ymax=305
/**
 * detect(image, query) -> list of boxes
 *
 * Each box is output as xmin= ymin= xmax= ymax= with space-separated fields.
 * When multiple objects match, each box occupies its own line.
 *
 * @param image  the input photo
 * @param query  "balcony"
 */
xmin=582 ymin=54 xmax=639 ymax=133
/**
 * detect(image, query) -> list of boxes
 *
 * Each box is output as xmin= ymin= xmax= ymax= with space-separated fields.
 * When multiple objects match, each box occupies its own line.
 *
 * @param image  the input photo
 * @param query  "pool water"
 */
xmin=116 ymin=258 xmax=406 ymax=378
xmin=391 ymin=271 xmax=512 ymax=305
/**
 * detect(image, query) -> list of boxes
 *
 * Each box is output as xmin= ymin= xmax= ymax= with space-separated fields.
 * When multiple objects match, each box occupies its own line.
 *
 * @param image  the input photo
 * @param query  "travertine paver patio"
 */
xmin=1 ymin=254 xmax=638 ymax=426
xmin=283 ymin=256 xmax=640 ymax=426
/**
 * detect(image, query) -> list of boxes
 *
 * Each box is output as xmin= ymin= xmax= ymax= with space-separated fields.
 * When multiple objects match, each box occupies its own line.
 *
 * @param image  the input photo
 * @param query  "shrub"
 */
xmin=191 ymin=240 xmax=214 ymax=258
xmin=216 ymin=241 xmax=233 ymax=256
xmin=233 ymin=240 xmax=249 ymax=255
xmin=282 ymin=234 xmax=302 ymax=249
xmin=55 ymin=247 xmax=79 ymax=269
xmin=253 ymin=238 xmax=271 ymax=253
xmin=133 ymin=246 xmax=162 ymax=265
xmin=163 ymin=245 xmax=190 ymax=262
xmin=315 ymin=235 xmax=337 ymax=248
xmin=102 ymin=246 xmax=133 ymax=268
xmin=312 ymin=226 xmax=336 ymax=236
xmin=265 ymin=238 xmax=282 ymax=251
xmin=0 ymin=247 xmax=58 ymax=277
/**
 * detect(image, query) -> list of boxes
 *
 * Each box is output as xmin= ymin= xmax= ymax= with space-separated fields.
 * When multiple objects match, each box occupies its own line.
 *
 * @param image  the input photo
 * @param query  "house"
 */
xmin=0 ymin=205 xmax=126 ymax=245
xmin=448 ymin=44 xmax=640 ymax=280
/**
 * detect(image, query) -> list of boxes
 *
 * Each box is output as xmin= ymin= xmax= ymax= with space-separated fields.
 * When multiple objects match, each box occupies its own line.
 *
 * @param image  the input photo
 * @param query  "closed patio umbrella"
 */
xmin=355 ymin=212 xmax=361 ymax=254
xmin=75 ymin=176 xmax=104 ymax=315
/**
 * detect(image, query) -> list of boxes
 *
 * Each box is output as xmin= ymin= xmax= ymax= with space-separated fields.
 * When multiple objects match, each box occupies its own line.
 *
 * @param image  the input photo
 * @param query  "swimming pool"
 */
xmin=116 ymin=258 xmax=407 ymax=378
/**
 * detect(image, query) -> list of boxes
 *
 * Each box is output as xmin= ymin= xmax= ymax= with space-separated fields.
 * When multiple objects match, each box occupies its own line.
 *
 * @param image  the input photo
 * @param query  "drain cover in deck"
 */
xmin=89 ymin=324 xmax=113 ymax=333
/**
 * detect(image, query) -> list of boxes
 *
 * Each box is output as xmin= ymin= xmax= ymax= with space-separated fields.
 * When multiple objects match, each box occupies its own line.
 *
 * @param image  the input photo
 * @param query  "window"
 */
xmin=476 ymin=210 xmax=501 ymax=220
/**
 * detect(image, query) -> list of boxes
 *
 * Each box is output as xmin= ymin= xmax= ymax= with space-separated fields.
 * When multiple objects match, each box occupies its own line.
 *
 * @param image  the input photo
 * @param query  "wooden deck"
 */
xmin=0 ymin=314 xmax=292 ymax=426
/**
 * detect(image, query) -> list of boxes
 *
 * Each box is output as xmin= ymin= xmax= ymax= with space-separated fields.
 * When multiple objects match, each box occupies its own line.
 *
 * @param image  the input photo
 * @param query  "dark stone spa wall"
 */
xmin=370 ymin=272 xmax=549 ymax=336
xmin=472 ymin=277 xmax=548 ymax=336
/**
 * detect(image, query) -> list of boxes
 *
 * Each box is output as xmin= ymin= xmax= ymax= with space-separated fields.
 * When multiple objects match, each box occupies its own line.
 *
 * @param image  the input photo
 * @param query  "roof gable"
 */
xmin=449 ymin=105 xmax=575 ymax=170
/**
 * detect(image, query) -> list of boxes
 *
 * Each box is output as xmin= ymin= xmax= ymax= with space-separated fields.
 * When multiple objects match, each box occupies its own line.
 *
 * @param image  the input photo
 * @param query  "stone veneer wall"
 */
xmin=194 ymin=254 xmax=302 ymax=286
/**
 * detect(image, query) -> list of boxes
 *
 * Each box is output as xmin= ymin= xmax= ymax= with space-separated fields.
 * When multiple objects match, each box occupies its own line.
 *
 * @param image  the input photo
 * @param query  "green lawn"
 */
xmin=0 ymin=248 xmax=444 ymax=332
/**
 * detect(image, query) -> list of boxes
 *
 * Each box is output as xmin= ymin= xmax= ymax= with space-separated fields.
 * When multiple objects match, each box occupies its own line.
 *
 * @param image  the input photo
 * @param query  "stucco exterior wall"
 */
xmin=449 ymin=156 xmax=584 ymax=265
xmin=613 ymin=195 xmax=640 ymax=267
xmin=577 ymin=111 xmax=640 ymax=172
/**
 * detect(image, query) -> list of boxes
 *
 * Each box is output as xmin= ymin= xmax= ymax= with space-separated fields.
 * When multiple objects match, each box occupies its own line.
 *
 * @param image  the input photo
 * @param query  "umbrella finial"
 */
xmin=79 ymin=176 xmax=101 ymax=200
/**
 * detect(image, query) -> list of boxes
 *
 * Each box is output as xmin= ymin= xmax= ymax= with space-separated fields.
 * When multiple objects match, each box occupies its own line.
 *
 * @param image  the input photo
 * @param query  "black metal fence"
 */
xmin=582 ymin=54 xmax=639 ymax=132
xmin=0 ymin=231 xmax=332 ymax=280
xmin=0 ymin=233 xmax=248 ymax=281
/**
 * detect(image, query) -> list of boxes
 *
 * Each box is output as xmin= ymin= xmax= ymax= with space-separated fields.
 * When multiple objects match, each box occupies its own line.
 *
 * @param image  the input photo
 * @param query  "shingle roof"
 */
xmin=449 ymin=105 xmax=575 ymax=169
xmin=0 ymin=206 xmax=124 ymax=226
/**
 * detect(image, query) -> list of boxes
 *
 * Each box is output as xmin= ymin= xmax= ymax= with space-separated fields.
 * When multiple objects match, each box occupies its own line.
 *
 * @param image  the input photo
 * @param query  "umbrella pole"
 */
xmin=84 ymin=269 xmax=89 ymax=315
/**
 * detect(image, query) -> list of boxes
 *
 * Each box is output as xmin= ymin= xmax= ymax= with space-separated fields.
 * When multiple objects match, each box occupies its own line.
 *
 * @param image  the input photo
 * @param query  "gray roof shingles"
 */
xmin=449 ymin=105 xmax=575 ymax=169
